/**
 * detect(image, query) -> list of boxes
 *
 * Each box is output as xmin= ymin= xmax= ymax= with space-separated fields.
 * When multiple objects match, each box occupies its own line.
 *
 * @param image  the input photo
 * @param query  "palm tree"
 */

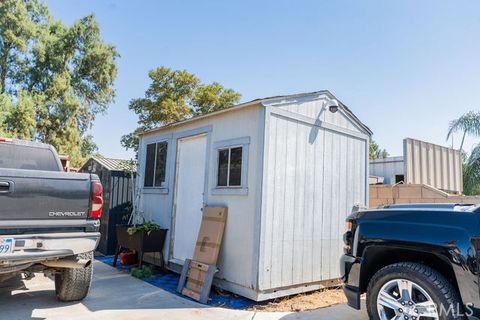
xmin=463 ymin=144 xmax=480 ymax=195
xmin=447 ymin=111 xmax=480 ymax=151
xmin=447 ymin=111 xmax=480 ymax=195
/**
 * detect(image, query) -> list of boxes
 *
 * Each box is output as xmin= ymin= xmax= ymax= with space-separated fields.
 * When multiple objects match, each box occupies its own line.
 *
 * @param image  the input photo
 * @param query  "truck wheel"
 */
xmin=366 ymin=262 xmax=464 ymax=320
xmin=55 ymin=251 xmax=93 ymax=302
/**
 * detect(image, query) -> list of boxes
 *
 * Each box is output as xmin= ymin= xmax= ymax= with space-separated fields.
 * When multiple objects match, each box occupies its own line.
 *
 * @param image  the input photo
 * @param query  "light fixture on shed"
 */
xmin=326 ymin=99 xmax=339 ymax=113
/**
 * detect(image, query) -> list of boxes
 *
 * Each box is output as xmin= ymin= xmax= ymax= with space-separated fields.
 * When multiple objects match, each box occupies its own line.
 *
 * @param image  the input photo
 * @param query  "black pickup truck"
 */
xmin=0 ymin=138 xmax=103 ymax=301
xmin=341 ymin=203 xmax=480 ymax=320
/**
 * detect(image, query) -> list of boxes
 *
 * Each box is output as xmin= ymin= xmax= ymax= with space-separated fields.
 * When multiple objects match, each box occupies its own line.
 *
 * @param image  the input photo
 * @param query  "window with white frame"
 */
xmin=217 ymin=146 xmax=243 ymax=187
xmin=144 ymin=141 xmax=168 ymax=187
xmin=212 ymin=136 xmax=249 ymax=195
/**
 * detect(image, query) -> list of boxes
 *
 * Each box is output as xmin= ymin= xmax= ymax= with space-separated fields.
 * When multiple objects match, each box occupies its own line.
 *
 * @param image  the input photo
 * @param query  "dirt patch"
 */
xmin=250 ymin=287 xmax=347 ymax=312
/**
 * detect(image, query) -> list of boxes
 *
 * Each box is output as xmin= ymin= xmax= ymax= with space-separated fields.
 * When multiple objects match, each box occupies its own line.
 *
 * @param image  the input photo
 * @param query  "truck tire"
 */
xmin=366 ymin=262 xmax=464 ymax=320
xmin=55 ymin=251 xmax=93 ymax=302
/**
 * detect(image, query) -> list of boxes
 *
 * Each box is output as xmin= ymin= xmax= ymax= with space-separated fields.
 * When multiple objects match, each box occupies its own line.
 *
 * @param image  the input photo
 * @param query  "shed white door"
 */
xmin=172 ymin=134 xmax=207 ymax=262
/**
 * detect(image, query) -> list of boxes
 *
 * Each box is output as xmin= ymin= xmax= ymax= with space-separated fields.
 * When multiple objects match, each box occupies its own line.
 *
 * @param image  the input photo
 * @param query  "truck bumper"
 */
xmin=340 ymin=253 xmax=362 ymax=310
xmin=0 ymin=232 xmax=100 ymax=265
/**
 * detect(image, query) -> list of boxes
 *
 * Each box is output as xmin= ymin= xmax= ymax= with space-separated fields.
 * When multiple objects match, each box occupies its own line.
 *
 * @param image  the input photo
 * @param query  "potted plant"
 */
xmin=113 ymin=220 xmax=168 ymax=268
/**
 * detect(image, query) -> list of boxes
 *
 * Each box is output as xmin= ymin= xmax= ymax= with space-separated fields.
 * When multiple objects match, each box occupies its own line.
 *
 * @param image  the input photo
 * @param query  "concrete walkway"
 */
xmin=0 ymin=260 xmax=367 ymax=320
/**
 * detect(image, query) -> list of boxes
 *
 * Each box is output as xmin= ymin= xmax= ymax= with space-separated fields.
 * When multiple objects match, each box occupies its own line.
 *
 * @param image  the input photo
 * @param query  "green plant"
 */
xmin=447 ymin=111 xmax=480 ymax=151
xmin=131 ymin=265 xmax=154 ymax=278
xmin=126 ymin=220 xmax=161 ymax=235
xmin=447 ymin=111 xmax=480 ymax=194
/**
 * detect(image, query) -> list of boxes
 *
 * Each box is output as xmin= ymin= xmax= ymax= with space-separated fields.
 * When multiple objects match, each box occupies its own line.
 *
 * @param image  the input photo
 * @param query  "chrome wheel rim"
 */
xmin=376 ymin=279 xmax=439 ymax=320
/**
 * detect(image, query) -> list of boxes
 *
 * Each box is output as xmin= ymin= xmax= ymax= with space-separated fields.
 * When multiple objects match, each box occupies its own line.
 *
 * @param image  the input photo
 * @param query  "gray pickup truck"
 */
xmin=0 ymin=137 xmax=102 ymax=301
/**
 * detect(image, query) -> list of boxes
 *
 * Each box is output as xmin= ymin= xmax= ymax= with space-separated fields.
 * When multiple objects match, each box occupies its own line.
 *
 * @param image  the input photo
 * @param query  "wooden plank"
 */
xmin=302 ymin=122 xmax=315 ymax=284
xmin=270 ymin=115 xmax=287 ymax=288
xmin=177 ymin=259 xmax=191 ymax=293
xmin=177 ymin=206 xmax=227 ymax=304
xmin=260 ymin=115 xmax=277 ymax=289
xmin=293 ymin=122 xmax=306 ymax=285
xmin=312 ymin=126 xmax=325 ymax=281
xmin=189 ymin=261 xmax=209 ymax=272
xmin=282 ymin=119 xmax=297 ymax=285
xmin=182 ymin=288 xmax=201 ymax=301
xmin=321 ymin=130 xmax=334 ymax=280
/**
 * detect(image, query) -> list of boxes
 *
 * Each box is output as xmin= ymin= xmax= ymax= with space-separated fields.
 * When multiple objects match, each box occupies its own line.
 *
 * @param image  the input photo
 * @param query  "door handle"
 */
xmin=0 ymin=181 xmax=13 ymax=194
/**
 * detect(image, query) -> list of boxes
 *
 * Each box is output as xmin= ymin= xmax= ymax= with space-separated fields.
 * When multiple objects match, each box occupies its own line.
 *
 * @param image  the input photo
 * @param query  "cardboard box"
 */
xmin=192 ymin=206 xmax=228 ymax=265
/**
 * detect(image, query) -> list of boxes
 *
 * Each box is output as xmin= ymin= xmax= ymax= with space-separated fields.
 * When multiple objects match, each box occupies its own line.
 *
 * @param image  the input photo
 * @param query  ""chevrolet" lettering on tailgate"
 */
xmin=48 ymin=211 xmax=86 ymax=217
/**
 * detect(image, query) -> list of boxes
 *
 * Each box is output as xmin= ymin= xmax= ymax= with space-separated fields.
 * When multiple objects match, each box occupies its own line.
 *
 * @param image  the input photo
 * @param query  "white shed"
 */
xmin=137 ymin=90 xmax=372 ymax=301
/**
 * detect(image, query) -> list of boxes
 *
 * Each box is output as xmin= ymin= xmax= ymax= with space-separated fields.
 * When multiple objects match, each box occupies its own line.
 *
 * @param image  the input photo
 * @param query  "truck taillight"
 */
xmin=343 ymin=220 xmax=354 ymax=254
xmin=90 ymin=181 xmax=103 ymax=219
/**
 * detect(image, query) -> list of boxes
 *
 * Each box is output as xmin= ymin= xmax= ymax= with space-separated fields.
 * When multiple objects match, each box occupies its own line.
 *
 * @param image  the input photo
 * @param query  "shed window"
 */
xmin=217 ymin=146 xmax=243 ymax=187
xmin=144 ymin=141 xmax=168 ymax=187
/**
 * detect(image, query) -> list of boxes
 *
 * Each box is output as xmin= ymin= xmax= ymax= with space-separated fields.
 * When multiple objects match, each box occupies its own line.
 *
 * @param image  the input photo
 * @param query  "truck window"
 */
xmin=0 ymin=144 xmax=60 ymax=171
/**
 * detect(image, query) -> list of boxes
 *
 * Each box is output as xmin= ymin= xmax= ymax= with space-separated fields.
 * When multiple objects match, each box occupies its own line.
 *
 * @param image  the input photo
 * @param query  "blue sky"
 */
xmin=47 ymin=0 xmax=480 ymax=159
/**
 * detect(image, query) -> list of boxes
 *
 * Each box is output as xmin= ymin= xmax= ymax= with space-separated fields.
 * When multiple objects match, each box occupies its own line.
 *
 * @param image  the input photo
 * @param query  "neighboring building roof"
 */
xmin=140 ymin=90 xmax=372 ymax=137
xmin=370 ymin=156 xmax=404 ymax=164
xmin=88 ymin=157 xmax=134 ymax=172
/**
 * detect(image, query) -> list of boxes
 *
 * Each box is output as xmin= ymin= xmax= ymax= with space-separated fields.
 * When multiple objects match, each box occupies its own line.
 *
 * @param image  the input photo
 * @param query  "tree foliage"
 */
xmin=121 ymin=67 xmax=241 ymax=152
xmin=463 ymin=144 xmax=480 ymax=195
xmin=0 ymin=0 xmax=118 ymax=166
xmin=369 ymin=139 xmax=389 ymax=160
xmin=447 ymin=111 xmax=480 ymax=195
xmin=447 ymin=111 xmax=480 ymax=151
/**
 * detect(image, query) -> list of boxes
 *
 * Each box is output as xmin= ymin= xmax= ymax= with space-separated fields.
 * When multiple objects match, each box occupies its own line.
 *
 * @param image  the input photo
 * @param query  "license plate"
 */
xmin=0 ymin=238 xmax=13 ymax=254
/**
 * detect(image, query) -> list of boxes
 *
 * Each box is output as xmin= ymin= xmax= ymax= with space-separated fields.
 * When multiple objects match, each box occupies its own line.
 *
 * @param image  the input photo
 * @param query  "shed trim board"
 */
xmin=252 ymin=105 xmax=268 ymax=297
xmin=269 ymin=108 xmax=370 ymax=140
xmin=142 ymin=132 xmax=173 ymax=193
xmin=210 ymin=136 xmax=250 ymax=196
xmin=137 ymin=90 xmax=371 ymax=301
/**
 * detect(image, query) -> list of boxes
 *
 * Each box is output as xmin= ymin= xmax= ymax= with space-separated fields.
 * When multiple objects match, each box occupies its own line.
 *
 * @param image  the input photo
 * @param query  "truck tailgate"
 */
xmin=0 ymin=168 xmax=91 ymax=221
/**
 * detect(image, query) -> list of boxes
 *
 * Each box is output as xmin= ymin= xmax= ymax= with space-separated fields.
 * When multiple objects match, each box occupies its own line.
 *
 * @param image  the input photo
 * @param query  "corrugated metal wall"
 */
xmin=260 ymin=111 xmax=367 ymax=291
xmin=404 ymin=138 xmax=463 ymax=193
xmin=369 ymin=156 xmax=405 ymax=185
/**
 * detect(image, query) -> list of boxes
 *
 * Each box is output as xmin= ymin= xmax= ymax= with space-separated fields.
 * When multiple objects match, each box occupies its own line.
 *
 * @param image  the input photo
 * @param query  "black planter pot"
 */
xmin=113 ymin=224 xmax=168 ymax=269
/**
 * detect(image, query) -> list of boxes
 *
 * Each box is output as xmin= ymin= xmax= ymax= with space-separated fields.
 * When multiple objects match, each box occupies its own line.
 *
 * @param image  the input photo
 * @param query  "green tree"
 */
xmin=463 ymin=145 xmax=480 ymax=195
xmin=122 ymin=67 xmax=241 ymax=152
xmin=80 ymin=134 xmax=100 ymax=158
xmin=369 ymin=139 xmax=389 ymax=160
xmin=0 ymin=0 xmax=48 ymax=94
xmin=4 ymin=90 xmax=36 ymax=139
xmin=447 ymin=111 xmax=480 ymax=152
xmin=447 ymin=111 xmax=480 ymax=195
xmin=0 ymin=0 xmax=118 ymax=166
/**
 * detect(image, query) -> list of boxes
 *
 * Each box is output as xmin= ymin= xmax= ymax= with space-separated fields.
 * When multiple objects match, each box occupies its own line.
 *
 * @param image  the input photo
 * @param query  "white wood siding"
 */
xmin=138 ymin=105 xmax=264 ymax=294
xmin=138 ymin=93 xmax=370 ymax=300
xmin=259 ymin=106 xmax=368 ymax=291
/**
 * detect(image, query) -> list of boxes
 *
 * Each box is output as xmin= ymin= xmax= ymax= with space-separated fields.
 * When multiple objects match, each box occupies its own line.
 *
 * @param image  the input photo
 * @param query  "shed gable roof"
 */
xmin=83 ymin=157 xmax=134 ymax=172
xmin=141 ymin=90 xmax=372 ymax=136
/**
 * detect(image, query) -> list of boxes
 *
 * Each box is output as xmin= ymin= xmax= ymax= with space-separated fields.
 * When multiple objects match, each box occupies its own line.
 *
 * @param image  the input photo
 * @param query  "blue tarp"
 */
xmin=96 ymin=256 xmax=256 ymax=309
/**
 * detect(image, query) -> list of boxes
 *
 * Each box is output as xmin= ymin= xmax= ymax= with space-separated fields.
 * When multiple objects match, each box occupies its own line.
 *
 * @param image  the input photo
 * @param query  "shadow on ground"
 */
xmin=0 ymin=261 xmax=367 ymax=320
